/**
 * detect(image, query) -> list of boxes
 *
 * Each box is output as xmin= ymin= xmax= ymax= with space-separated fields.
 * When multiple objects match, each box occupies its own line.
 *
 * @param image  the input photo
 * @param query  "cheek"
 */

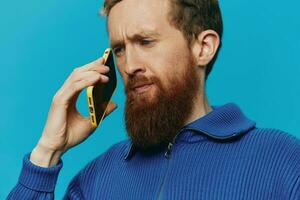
xmin=153 ymin=46 xmax=189 ymax=85
xmin=116 ymin=65 xmax=127 ymax=85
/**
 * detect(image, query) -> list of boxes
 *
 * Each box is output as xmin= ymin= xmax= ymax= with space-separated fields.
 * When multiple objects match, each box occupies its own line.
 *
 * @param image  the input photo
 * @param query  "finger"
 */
xmin=76 ymin=58 xmax=106 ymax=72
xmin=57 ymin=73 xmax=109 ymax=105
xmin=69 ymin=66 xmax=109 ymax=83
xmin=70 ymin=70 xmax=109 ymax=83
xmin=87 ymin=65 xmax=110 ymax=74
xmin=52 ymin=58 xmax=108 ymax=107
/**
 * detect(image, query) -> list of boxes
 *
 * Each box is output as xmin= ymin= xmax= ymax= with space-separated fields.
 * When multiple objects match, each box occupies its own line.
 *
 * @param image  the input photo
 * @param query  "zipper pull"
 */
xmin=164 ymin=142 xmax=173 ymax=159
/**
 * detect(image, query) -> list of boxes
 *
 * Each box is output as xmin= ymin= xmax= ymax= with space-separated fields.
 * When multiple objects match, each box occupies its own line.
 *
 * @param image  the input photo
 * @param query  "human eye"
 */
xmin=113 ymin=46 xmax=125 ymax=57
xmin=139 ymin=38 xmax=155 ymax=46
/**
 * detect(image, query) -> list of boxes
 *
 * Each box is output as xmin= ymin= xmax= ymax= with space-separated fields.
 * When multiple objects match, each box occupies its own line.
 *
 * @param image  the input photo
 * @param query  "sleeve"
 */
xmin=290 ymin=175 xmax=300 ymax=200
xmin=288 ymin=135 xmax=300 ymax=200
xmin=7 ymin=153 xmax=63 ymax=200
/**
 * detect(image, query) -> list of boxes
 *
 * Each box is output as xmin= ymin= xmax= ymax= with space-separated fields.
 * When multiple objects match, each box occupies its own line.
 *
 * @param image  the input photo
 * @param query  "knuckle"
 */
xmin=87 ymin=76 xmax=98 ymax=85
xmin=81 ymin=79 xmax=89 ymax=86
xmin=52 ymin=92 xmax=64 ymax=105
xmin=95 ymin=73 xmax=102 ymax=79
xmin=53 ymin=90 xmax=62 ymax=101
xmin=72 ymin=67 xmax=81 ymax=74
xmin=71 ymin=83 xmax=79 ymax=92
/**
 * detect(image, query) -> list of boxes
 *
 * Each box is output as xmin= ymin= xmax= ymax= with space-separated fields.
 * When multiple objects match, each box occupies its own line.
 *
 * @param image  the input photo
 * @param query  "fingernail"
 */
xmin=103 ymin=76 xmax=109 ymax=81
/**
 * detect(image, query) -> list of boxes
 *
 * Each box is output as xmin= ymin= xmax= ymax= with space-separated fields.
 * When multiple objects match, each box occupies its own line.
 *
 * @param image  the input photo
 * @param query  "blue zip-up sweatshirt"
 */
xmin=7 ymin=103 xmax=300 ymax=199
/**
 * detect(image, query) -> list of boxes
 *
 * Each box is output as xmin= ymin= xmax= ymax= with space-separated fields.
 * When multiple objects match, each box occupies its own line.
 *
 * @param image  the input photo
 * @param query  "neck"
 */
xmin=183 ymin=91 xmax=212 ymax=126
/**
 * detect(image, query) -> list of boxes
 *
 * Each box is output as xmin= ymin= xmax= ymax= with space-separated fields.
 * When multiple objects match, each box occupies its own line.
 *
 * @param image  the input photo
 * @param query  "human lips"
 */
xmin=132 ymin=83 xmax=154 ymax=93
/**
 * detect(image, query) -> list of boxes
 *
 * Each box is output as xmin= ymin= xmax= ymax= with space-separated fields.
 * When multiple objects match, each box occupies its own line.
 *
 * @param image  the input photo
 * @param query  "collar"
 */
xmin=123 ymin=103 xmax=256 ymax=160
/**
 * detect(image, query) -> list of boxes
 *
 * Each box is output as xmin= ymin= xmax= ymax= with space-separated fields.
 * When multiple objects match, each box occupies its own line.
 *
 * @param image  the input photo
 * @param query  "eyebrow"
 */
xmin=110 ymin=31 xmax=160 ymax=49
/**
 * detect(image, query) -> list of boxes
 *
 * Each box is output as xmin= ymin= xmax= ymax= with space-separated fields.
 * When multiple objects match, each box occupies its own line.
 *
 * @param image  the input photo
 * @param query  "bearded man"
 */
xmin=8 ymin=0 xmax=300 ymax=199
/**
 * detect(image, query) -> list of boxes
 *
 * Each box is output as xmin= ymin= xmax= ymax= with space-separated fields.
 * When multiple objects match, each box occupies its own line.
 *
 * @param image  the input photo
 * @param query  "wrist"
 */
xmin=30 ymin=144 xmax=64 ymax=167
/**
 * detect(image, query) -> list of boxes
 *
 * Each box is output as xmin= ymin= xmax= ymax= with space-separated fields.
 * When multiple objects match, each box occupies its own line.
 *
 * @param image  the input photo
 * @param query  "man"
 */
xmin=8 ymin=0 xmax=300 ymax=199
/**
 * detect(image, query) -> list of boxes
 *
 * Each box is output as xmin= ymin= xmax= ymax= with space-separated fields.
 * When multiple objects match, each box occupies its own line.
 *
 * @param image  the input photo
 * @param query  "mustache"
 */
xmin=125 ymin=75 xmax=158 ymax=93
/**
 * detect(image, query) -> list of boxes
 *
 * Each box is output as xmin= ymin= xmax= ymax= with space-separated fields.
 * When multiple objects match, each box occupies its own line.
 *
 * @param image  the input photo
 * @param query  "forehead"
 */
xmin=107 ymin=0 xmax=171 ymax=41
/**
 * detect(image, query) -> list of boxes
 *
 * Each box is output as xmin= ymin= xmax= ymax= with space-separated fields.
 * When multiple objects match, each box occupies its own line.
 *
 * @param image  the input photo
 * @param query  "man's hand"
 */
xmin=30 ymin=58 xmax=118 ymax=167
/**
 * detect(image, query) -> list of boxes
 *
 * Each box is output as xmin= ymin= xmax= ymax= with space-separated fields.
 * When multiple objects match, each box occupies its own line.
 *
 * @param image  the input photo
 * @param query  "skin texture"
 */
xmin=108 ymin=0 xmax=220 ymax=127
xmin=108 ymin=0 xmax=204 ymax=150
xmin=30 ymin=59 xmax=117 ymax=167
xmin=30 ymin=0 xmax=220 ymax=167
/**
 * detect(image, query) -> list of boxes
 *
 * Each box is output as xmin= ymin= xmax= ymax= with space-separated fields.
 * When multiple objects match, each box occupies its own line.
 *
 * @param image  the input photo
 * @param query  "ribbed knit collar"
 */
xmin=123 ymin=103 xmax=256 ymax=160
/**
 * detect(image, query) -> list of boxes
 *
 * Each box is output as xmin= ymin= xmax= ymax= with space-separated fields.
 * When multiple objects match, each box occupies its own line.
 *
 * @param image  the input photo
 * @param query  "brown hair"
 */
xmin=101 ymin=0 xmax=223 ymax=79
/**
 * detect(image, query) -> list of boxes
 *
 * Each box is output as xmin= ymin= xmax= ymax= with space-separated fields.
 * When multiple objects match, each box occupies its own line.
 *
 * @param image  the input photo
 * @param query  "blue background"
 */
xmin=0 ymin=0 xmax=299 ymax=198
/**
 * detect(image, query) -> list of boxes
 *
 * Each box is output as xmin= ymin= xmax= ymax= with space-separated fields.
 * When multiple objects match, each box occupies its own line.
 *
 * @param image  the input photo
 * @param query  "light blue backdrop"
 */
xmin=0 ymin=0 xmax=299 ymax=198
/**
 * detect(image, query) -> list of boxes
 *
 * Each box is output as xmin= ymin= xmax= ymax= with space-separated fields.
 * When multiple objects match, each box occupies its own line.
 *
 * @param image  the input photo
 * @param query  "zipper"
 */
xmin=157 ymin=127 xmax=236 ymax=199
xmin=164 ymin=143 xmax=173 ymax=159
xmin=157 ymin=142 xmax=173 ymax=200
xmin=157 ymin=130 xmax=185 ymax=200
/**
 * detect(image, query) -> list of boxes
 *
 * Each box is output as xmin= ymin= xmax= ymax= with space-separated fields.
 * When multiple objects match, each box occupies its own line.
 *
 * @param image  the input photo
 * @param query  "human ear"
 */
xmin=191 ymin=30 xmax=220 ymax=67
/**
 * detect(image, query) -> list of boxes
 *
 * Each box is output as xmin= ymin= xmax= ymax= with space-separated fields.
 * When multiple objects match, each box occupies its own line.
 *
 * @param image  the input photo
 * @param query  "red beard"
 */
xmin=125 ymin=62 xmax=200 ymax=152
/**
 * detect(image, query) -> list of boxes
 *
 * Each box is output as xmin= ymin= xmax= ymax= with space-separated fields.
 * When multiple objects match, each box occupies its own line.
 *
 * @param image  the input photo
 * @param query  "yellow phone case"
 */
xmin=86 ymin=48 xmax=117 ymax=128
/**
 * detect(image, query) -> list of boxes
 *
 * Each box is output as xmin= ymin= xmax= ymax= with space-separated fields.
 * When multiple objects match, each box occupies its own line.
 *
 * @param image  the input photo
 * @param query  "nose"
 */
xmin=124 ymin=47 xmax=145 ymax=76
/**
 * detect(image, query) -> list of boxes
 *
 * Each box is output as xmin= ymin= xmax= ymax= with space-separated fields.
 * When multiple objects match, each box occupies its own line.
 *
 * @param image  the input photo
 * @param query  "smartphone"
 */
xmin=86 ymin=48 xmax=117 ymax=128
